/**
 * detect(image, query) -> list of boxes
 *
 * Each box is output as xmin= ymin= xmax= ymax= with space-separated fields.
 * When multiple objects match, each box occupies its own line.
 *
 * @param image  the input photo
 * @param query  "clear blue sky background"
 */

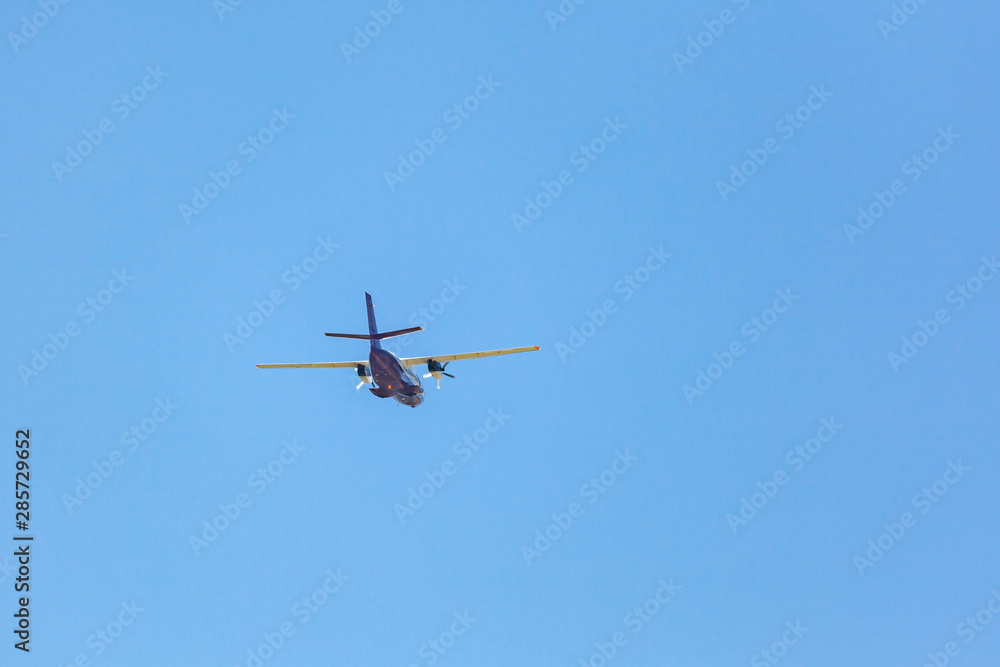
xmin=2 ymin=1 xmax=999 ymax=665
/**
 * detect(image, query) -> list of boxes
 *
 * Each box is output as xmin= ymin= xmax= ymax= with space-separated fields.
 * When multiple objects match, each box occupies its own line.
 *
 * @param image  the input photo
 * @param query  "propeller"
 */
xmin=423 ymin=360 xmax=454 ymax=389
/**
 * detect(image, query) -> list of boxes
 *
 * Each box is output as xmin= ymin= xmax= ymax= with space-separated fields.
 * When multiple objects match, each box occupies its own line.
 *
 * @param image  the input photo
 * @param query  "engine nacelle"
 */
xmin=356 ymin=364 xmax=373 ymax=384
xmin=426 ymin=359 xmax=446 ymax=379
xmin=423 ymin=360 xmax=454 ymax=389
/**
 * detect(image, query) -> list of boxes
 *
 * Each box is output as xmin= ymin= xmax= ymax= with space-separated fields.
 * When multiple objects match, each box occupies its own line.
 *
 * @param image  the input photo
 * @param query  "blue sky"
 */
xmin=2 ymin=0 xmax=999 ymax=665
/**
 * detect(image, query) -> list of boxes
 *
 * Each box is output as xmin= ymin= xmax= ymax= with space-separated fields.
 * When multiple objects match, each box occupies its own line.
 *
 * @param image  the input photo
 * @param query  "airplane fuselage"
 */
xmin=368 ymin=347 xmax=424 ymax=407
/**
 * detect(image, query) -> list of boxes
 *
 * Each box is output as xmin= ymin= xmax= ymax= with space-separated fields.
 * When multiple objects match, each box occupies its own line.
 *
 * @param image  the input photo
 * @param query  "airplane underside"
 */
xmin=368 ymin=383 xmax=423 ymax=407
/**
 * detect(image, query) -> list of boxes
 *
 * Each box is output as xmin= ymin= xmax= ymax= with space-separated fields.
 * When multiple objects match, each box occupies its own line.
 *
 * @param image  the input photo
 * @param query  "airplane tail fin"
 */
xmin=365 ymin=292 xmax=379 ymax=347
xmin=323 ymin=293 xmax=423 ymax=349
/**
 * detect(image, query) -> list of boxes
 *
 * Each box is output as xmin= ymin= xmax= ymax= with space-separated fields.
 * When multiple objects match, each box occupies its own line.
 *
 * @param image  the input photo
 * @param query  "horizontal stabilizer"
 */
xmin=322 ymin=333 xmax=371 ymax=340
xmin=325 ymin=326 xmax=423 ymax=340
xmin=257 ymin=361 xmax=366 ymax=369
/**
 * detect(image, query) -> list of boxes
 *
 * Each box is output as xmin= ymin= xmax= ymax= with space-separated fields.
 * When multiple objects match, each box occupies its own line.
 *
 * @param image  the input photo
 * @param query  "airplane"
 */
xmin=256 ymin=293 xmax=539 ymax=407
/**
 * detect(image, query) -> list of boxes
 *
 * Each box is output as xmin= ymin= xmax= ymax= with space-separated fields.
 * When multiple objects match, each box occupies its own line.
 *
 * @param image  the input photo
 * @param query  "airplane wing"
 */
xmin=256 ymin=361 xmax=367 ymax=369
xmin=400 ymin=346 xmax=540 ymax=367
